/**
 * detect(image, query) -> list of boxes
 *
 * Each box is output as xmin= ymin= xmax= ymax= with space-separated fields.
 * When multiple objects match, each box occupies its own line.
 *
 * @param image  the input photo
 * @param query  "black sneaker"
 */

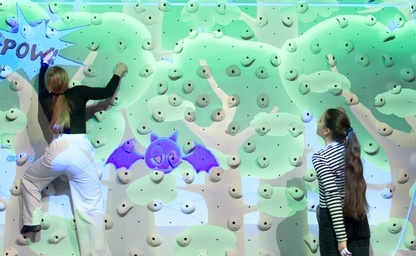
xmin=20 ymin=225 xmax=41 ymax=234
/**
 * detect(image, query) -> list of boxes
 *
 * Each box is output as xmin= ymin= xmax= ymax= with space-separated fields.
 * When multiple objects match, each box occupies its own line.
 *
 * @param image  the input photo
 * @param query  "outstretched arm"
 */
xmin=79 ymin=62 xmax=128 ymax=101
xmin=38 ymin=50 xmax=55 ymax=97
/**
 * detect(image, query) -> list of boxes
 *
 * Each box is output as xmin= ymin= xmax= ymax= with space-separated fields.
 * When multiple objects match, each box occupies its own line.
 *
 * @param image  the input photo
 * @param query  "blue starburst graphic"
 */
xmin=0 ymin=4 xmax=81 ymax=82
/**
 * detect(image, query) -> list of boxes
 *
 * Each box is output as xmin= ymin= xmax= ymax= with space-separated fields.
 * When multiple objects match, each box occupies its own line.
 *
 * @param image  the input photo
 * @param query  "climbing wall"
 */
xmin=1 ymin=0 xmax=416 ymax=255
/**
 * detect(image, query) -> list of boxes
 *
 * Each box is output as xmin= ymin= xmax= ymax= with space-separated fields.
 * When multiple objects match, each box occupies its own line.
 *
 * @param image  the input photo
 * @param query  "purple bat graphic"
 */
xmin=105 ymin=132 xmax=219 ymax=174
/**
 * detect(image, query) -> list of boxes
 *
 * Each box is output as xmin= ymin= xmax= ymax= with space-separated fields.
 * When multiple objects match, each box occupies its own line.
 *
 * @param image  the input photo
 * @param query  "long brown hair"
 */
xmin=324 ymin=107 xmax=369 ymax=220
xmin=45 ymin=66 xmax=72 ymax=134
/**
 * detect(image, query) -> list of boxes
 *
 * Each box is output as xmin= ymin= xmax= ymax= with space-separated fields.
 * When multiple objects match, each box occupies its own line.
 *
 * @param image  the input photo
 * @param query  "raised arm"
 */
xmin=38 ymin=63 xmax=49 ymax=97
xmin=79 ymin=62 xmax=128 ymax=100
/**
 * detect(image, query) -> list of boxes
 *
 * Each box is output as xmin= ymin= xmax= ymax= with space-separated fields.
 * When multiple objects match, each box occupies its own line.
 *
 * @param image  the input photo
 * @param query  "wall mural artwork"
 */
xmin=1 ymin=0 xmax=416 ymax=255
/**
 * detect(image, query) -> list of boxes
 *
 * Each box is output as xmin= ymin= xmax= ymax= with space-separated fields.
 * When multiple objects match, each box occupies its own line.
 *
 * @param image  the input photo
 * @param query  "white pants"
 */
xmin=21 ymin=134 xmax=111 ymax=256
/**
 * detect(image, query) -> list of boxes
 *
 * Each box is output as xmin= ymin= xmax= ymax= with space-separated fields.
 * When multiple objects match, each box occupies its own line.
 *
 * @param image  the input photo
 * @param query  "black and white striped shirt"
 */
xmin=312 ymin=142 xmax=347 ymax=241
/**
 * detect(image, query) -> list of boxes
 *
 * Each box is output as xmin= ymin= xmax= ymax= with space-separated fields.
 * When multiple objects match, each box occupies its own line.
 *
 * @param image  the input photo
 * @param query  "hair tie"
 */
xmin=347 ymin=127 xmax=353 ymax=133
xmin=53 ymin=92 xmax=65 ymax=96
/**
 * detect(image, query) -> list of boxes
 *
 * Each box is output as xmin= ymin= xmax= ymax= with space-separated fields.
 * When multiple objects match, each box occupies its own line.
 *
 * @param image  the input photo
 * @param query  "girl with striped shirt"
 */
xmin=312 ymin=107 xmax=370 ymax=256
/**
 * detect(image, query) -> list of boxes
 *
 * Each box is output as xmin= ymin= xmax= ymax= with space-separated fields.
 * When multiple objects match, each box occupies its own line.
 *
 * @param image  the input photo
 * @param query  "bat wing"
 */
xmin=105 ymin=144 xmax=144 ymax=170
xmin=182 ymin=143 xmax=219 ymax=173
